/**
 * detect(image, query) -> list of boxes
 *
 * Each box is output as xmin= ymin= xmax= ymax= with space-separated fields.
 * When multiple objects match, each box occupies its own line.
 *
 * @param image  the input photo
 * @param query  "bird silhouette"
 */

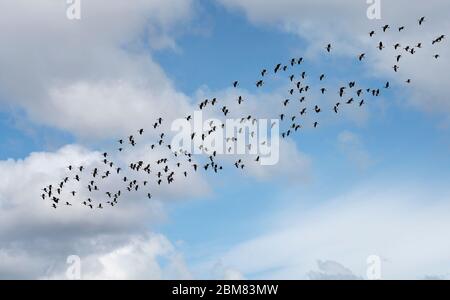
xmin=419 ymin=16 xmax=425 ymax=25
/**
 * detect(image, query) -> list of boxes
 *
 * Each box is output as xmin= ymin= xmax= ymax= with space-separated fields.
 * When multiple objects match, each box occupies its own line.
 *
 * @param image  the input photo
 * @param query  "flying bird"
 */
xmin=419 ymin=16 xmax=425 ymax=25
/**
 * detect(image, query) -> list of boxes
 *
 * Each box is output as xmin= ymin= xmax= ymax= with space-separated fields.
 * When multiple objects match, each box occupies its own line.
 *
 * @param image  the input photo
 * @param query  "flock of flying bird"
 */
xmin=41 ymin=17 xmax=445 ymax=210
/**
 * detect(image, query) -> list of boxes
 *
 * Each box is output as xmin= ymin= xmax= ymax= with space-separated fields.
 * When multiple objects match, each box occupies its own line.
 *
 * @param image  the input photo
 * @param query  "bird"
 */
xmin=325 ymin=44 xmax=332 ymax=53
xmin=419 ymin=16 xmax=425 ymax=25
xmin=358 ymin=53 xmax=365 ymax=61
xmin=274 ymin=63 xmax=281 ymax=73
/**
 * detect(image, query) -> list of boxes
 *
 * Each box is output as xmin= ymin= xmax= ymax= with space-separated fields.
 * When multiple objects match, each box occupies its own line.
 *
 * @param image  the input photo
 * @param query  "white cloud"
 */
xmin=0 ymin=144 xmax=210 ymax=279
xmin=307 ymin=260 xmax=362 ymax=280
xmin=43 ymin=234 xmax=191 ymax=280
xmin=222 ymin=268 xmax=245 ymax=280
xmin=0 ymin=2 xmax=210 ymax=278
xmin=191 ymin=85 xmax=313 ymax=182
xmin=198 ymin=181 xmax=450 ymax=279
xmin=0 ymin=0 xmax=196 ymax=138
xmin=211 ymin=260 xmax=246 ymax=280
xmin=218 ymin=0 xmax=450 ymax=117
xmin=242 ymin=139 xmax=312 ymax=181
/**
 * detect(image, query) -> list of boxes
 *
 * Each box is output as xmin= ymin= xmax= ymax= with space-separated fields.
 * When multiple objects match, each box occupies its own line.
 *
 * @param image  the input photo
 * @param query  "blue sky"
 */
xmin=0 ymin=0 xmax=449 ymax=279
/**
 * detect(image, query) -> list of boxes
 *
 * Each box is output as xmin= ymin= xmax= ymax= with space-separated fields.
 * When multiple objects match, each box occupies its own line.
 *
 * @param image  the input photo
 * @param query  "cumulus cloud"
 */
xmin=0 ymin=144 xmax=209 ymax=279
xmin=43 ymin=234 xmax=191 ymax=280
xmin=0 ymin=0 xmax=196 ymax=138
xmin=0 ymin=2 xmax=213 ymax=278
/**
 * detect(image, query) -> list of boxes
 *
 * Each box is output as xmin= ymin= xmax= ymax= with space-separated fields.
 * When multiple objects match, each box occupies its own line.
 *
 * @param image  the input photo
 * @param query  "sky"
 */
xmin=0 ymin=0 xmax=449 ymax=279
